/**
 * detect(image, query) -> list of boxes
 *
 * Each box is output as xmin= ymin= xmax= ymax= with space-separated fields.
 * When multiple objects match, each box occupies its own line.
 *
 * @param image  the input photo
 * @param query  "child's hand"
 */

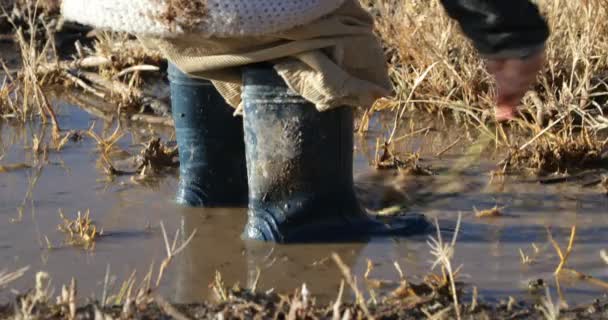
xmin=486 ymin=51 xmax=545 ymax=122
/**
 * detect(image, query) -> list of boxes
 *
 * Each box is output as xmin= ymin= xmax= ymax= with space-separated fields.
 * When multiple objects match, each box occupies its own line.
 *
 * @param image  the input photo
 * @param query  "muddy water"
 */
xmin=1 ymin=99 xmax=608 ymax=307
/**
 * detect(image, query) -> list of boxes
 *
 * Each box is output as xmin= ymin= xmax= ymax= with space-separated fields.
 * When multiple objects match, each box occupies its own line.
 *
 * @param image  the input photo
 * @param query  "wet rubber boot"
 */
xmin=168 ymin=64 xmax=248 ymax=206
xmin=241 ymin=65 xmax=431 ymax=243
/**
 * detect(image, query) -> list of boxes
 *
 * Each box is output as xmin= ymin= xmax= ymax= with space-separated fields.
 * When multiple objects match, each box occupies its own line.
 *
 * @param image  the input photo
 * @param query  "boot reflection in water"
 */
xmin=174 ymin=208 xmax=366 ymax=303
xmin=174 ymin=207 xmax=248 ymax=303
xmin=241 ymin=65 xmax=431 ymax=243
xmin=168 ymin=64 xmax=248 ymax=207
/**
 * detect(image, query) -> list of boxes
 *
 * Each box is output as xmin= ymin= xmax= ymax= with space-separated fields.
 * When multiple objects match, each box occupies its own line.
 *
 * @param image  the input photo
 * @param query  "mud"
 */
xmin=156 ymin=0 xmax=208 ymax=32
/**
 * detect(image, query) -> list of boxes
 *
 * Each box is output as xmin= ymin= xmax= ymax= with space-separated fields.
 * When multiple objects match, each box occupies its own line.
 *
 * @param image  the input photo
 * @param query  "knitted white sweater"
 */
xmin=61 ymin=0 xmax=346 ymax=38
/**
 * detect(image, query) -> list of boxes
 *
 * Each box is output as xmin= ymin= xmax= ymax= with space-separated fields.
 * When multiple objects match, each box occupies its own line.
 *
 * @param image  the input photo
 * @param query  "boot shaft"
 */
xmin=241 ymin=65 xmax=356 ymax=208
xmin=169 ymin=64 xmax=242 ymax=138
xmin=169 ymin=64 xmax=248 ymax=206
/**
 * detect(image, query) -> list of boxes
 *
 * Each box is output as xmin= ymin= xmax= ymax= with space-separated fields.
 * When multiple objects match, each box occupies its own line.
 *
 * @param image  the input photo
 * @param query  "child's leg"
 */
xmin=168 ymin=64 xmax=247 ymax=206
xmin=240 ymin=64 xmax=430 ymax=243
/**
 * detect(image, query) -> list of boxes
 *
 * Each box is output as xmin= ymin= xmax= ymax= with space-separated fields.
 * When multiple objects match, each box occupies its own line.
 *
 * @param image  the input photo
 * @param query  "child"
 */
xmin=60 ymin=0 xmax=549 ymax=243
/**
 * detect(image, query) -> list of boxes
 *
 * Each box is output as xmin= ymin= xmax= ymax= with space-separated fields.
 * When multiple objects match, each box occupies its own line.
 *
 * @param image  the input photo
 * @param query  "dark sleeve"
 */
xmin=439 ymin=0 xmax=550 ymax=59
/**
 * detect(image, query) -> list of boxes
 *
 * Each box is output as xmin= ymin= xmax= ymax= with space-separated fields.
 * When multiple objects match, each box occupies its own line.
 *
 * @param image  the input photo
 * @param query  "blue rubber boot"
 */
xmin=241 ymin=65 xmax=431 ymax=243
xmin=169 ymin=64 xmax=247 ymax=206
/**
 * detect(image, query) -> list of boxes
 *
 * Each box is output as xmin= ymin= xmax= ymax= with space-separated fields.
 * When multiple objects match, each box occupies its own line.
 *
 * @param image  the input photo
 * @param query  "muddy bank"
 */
xmin=1 ymin=284 xmax=608 ymax=320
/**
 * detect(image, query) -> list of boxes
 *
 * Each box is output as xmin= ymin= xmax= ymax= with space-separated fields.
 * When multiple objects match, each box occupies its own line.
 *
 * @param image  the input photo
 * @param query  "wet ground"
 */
xmin=1 ymin=91 xmax=607 ymax=310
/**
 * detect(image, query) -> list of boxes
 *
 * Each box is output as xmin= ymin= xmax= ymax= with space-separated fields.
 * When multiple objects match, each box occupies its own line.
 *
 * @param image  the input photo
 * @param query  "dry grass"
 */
xmin=427 ymin=213 xmax=463 ymax=320
xmin=0 ymin=70 xmax=16 ymax=117
xmin=0 ymin=266 xmax=29 ymax=287
xmin=547 ymin=226 xmax=577 ymax=275
xmin=1 ymin=0 xmax=60 ymax=128
xmin=363 ymin=0 xmax=608 ymax=174
xmin=501 ymin=123 xmax=607 ymax=175
xmin=473 ymin=205 xmax=504 ymax=219
xmin=366 ymin=0 xmax=608 ymax=122
xmin=538 ymin=286 xmax=561 ymax=320
xmin=1 ymin=0 xmax=164 ymax=126
xmin=2 ymin=0 xmax=605 ymax=179
xmin=57 ymin=209 xmax=102 ymax=250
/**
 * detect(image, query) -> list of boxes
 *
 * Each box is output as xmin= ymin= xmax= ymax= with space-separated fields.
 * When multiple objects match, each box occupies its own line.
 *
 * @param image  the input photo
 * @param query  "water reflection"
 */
xmin=174 ymin=207 xmax=371 ymax=303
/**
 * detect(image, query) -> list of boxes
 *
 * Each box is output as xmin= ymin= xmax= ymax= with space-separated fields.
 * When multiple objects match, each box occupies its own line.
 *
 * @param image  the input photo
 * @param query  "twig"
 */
xmin=250 ymin=267 xmax=261 ymax=293
xmin=0 ymin=163 xmax=31 ymax=173
xmin=79 ymin=71 xmax=139 ymax=99
xmin=470 ymin=286 xmax=478 ymax=312
xmin=101 ymin=264 xmax=110 ymax=308
xmin=33 ymin=80 xmax=61 ymax=135
xmin=156 ymin=221 xmax=197 ymax=286
xmin=332 ymin=253 xmax=373 ymax=320
xmin=436 ymin=137 xmax=462 ymax=157
xmin=0 ymin=266 xmax=30 ymax=287
xmin=332 ymin=281 xmax=345 ymax=320
xmin=547 ymin=226 xmax=577 ymax=275
xmin=130 ymin=114 xmax=174 ymax=127
xmin=79 ymin=71 xmax=168 ymax=113
xmin=37 ymin=56 xmax=112 ymax=74
xmin=391 ymin=126 xmax=433 ymax=143
xmin=62 ymin=71 xmax=106 ymax=99
xmin=393 ymin=261 xmax=405 ymax=280
xmin=561 ymin=268 xmax=608 ymax=290
xmin=422 ymin=306 xmax=452 ymax=320
xmin=554 ymin=275 xmax=568 ymax=309
xmin=388 ymin=63 xmax=438 ymax=145
xmin=519 ymin=115 xmax=567 ymax=151
xmin=114 ymin=65 xmax=159 ymax=79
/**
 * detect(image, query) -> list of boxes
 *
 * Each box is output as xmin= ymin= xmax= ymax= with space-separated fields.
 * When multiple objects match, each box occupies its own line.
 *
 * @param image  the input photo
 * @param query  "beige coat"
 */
xmin=140 ymin=0 xmax=391 ymax=112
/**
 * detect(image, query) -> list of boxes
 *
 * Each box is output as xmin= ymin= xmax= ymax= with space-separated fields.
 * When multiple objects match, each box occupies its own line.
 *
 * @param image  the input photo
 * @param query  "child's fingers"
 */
xmin=495 ymin=104 xmax=517 ymax=122
xmin=488 ymin=51 xmax=545 ymax=122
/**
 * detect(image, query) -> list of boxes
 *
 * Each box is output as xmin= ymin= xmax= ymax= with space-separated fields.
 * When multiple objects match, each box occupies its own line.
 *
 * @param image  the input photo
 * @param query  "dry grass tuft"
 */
xmin=363 ymin=0 xmax=497 ymax=122
xmin=501 ymin=125 xmax=607 ymax=176
xmin=57 ymin=209 xmax=102 ymax=250
xmin=474 ymin=205 xmax=503 ymax=219
xmin=86 ymin=122 xmax=125 ymax=158
xmin=2 ymin=0 xmax=61 ymax=129
xmin=427 ymin=213 xmax=463 ymax=320
xmin=374 ymin=140 xmax=433 ymax=175
xmin=538 ymin=286 xmax=561 ymax=320
xmin=0 ymin=71 xmax=17 ymax=118
xmin=2 ymin=0 xmax=164 ymax=126
xmin=135 ymin=138 xmax=179 ymax=174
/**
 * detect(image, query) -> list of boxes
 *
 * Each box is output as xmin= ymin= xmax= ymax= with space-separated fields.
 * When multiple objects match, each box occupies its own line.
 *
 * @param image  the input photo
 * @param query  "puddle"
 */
xmin=1 ymin=97 xmax=608 ymax=307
